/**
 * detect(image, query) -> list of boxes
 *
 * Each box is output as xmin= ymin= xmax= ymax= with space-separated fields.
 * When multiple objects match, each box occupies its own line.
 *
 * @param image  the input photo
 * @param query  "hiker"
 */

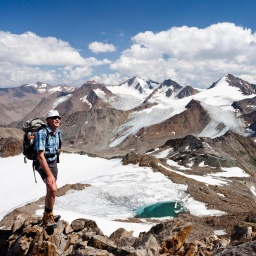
xmin=34 ymin=110 xmax=62 ymax=227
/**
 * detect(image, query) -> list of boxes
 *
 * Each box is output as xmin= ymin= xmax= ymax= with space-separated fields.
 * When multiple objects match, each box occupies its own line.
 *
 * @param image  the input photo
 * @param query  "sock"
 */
xmin=45 ymin=207 xmax=52 ymax=213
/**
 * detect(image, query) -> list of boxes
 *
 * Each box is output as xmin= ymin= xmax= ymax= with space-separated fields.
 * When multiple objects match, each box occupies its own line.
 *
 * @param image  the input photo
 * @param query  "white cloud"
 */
xmin=0 ymin=31 xmax=111 ymax=87
xmin=0 ymin=62 xmax=56 ymax=86
xmin=110 ymin=22 xmax=256 ymax=87
xmin=131 ymin=23 xmax=256 ymax=62
xmin=0 ymin=31 xmax=86 ymax=65
xmin=1 ymin=23 xmax=256 ymax=88
xmin=63 ymin=65 xmax=92 ymax=80
xmin=91 ymin=73 xmax=127 ymax=86
xmin=89 ymin=41 xmax=116 ymax=53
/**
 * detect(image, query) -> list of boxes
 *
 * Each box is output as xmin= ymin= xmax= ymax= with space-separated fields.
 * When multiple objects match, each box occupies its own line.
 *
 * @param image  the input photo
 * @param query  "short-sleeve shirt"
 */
xmin=34 ymin=126 xmax=62 ymax=163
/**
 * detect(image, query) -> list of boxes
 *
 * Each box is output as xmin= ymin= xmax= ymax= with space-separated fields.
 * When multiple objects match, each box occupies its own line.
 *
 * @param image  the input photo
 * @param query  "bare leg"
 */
xmin=45 ymin=180 xmax=58 ymax=210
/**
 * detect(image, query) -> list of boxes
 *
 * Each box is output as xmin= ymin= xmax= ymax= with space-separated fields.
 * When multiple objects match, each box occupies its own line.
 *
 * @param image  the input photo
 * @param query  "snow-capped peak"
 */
xmin=24 ymin=82 xmax=75 ymax=94
xmin=106 ymin=77 xmax=161 ymax=110
xmin=210 ymin=74 xmax=256 ymax=95
xmin=119 ymin=76 xmax=160 ymax=94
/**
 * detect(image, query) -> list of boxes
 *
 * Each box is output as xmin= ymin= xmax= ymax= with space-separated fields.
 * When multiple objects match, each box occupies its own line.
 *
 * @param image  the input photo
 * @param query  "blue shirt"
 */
xmin=34 ymin=126 xmax=62 ymax=162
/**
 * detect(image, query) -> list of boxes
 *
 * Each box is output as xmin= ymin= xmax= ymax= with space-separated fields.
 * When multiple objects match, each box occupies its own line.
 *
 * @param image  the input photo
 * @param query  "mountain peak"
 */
xmin=161 ymin=79 xmax=182 ymax=90
xmin=119 ymin=77 xmax=160 ymax=94
xmin=210 ymin=74 xmax=256 ymax=95
xmin=25 ymin=81 xmax=50 ymax=88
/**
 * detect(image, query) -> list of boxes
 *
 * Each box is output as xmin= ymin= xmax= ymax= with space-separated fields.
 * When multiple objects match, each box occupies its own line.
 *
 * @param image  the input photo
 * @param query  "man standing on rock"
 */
xmin=34 ymin=110 xmax=62 ymax=228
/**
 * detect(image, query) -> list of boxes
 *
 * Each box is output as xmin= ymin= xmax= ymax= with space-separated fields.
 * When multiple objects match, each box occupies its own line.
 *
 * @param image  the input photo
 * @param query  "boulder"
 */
xmin=2 ymin=214 xmax=256 ymax=255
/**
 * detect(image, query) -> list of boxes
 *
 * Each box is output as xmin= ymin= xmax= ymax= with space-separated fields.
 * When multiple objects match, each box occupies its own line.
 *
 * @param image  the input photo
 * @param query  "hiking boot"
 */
xmin=54 ymin=214 xmax=61 ymax=222
xmin=43 ymin=212 xmax=57 ymax=228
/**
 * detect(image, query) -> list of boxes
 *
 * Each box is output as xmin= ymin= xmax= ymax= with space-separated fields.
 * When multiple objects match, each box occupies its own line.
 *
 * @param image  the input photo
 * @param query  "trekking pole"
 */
xmin=57 ymin=153 xmax=60 ymax=163
xmin=32 ymin=162 xmax=37 ymax=183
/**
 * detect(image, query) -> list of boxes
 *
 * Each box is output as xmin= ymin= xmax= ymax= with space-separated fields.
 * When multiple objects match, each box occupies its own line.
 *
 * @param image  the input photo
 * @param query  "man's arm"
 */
xmin=37 ymin=150 xmax=55 ymax=185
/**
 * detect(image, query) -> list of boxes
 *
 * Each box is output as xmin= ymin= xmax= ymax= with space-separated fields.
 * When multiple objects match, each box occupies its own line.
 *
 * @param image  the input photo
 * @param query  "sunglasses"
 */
xmin=51 ymin=116 xmax=61 ymax=120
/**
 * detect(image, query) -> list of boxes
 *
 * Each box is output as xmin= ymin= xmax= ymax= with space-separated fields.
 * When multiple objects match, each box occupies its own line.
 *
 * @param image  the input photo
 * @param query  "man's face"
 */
xmin=47 ymin=116 xmax=61 ymax=129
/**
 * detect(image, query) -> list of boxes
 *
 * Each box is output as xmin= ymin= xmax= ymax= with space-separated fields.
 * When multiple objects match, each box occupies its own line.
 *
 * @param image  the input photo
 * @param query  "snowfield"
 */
xmin=0 ymin=153 xmax=249 ymax=236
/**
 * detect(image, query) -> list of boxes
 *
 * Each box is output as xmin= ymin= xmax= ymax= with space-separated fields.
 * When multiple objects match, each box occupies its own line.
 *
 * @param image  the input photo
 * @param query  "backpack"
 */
xmin=22 ymin=118 xmax=49 ymax=163
xmin=22 ymin=118 xmax=62 ymax=183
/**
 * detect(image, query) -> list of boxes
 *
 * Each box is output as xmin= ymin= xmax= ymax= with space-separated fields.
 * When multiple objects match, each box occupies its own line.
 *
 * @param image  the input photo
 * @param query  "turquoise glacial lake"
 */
xmin=135 ymin=201 xmax=186 ymax=218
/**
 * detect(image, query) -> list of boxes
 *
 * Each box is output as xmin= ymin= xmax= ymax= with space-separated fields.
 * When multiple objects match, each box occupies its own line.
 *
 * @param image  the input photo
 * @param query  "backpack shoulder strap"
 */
xmin=58 ymin=131 xmax=62 ymax=149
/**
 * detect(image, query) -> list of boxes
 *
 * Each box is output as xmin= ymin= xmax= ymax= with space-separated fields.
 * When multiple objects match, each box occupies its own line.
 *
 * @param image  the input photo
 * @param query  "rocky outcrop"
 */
xmin=176 ymin=86 xmax=199 ymax=99
xmin=0 ymin=127 xmax=23 ymax=157
xmin=214 ymin=213 xmax=256 ymax=255
xmin=161 ymin=131 xmax=256 ymax=174
xmin=122 ymin=152 xmax=162 ymax=169
xmin=0 ymin=137 xmax=22 ymax=157
xmin=232 ymin=96 xmax=256 ymax=115
xmin=3 ymin=213 xmax=256 ymax=255
xmin=0 ymin=216 xmax=234 ymax=256
xmin=231 ymin=96 xmax=256 ymax=135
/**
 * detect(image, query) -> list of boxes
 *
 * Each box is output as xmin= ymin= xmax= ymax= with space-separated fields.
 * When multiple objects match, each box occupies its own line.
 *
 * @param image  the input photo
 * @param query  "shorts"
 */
xmin=36 ymin=161 xmax=58 ymax=181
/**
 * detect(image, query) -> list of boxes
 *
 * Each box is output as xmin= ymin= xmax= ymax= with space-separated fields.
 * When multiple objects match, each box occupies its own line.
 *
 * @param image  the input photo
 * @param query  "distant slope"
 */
xmin=3 ymin=74 xmax=256 ymax=157
xmin=0 ymin=82 xmax=75 ymax=125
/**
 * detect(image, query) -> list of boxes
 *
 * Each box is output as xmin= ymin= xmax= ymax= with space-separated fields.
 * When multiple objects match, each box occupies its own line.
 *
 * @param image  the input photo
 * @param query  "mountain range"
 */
xmin=1 ymin=73 xmax=255 ymax=157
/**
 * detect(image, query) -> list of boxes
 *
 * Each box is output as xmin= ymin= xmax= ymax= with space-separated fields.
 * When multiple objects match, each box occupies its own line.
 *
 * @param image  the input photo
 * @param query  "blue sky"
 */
xmin=0 ymin=0 xmax=256 ymax=88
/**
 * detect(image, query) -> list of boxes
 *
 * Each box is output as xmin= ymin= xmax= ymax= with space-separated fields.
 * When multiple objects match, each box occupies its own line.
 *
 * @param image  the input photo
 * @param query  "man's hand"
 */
xmin=45 ymin=174 xmax=55 ymax=186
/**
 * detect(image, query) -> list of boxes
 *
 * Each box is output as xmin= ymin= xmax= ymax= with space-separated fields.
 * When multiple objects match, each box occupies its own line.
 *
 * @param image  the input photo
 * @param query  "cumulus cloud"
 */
xmin=89 ymin=41 xmax=116 ymax=53
xmin=91 ymin=73 xmax=127 ymax=86
xmin=0 ymin=31 xmax=112 ymax=87
xmin=0 ymin=62 xmax=56 ymax=86
xmin=0 ymin=31 xmax=86 ymax=65
xmin=1 ymin=23 xmax=256 ymax=88
xmin=110 ymin=22 xmax=256 ymax=87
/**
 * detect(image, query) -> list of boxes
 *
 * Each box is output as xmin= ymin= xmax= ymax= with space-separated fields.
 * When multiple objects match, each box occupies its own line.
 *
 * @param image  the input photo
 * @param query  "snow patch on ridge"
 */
xmin=53 ymin=94 xmax=72 ymax=109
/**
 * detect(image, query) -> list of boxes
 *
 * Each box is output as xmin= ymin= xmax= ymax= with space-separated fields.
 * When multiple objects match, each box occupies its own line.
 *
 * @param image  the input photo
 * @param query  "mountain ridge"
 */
xmin=1 ymin=73 xmax=256 ymax=157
